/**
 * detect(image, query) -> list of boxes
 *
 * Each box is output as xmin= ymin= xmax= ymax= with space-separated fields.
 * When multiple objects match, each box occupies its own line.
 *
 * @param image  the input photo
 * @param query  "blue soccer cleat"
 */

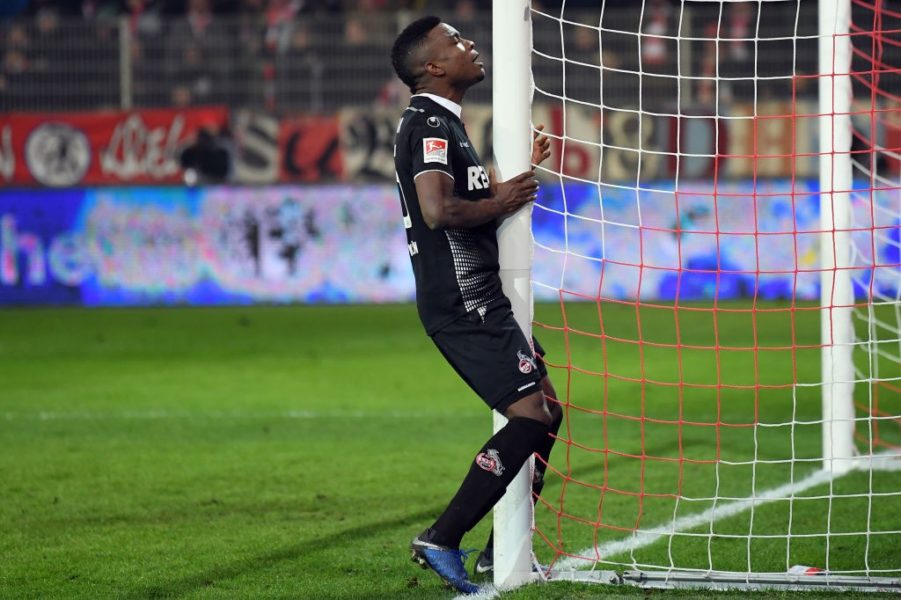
xmin=410 ymin=529 xmax=480 ymax=595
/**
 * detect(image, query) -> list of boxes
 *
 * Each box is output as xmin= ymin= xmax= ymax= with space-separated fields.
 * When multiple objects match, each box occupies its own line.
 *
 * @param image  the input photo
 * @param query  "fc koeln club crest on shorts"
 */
xmin=517 ymin=350 xmax=537 ymax=374
xmin=475 ymin=448 xmax=504 ymax=476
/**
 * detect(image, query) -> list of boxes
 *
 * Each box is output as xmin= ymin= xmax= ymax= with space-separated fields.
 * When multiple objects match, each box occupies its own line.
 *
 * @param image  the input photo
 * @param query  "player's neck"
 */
xmin=416 ymin=85 xmax=466 ymax=106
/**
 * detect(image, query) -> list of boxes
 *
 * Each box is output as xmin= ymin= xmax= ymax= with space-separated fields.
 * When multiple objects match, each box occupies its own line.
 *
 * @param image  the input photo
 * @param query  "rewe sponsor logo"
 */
xmin=467 ymin=165 xmax=489 ymax=191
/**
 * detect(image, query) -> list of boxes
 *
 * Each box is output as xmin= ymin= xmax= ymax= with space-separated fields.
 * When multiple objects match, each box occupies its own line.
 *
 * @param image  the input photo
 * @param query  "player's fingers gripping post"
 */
xmin=531 ymin=123 xmax=551 ymax=167
xmin=509 ymin=170 xmax=539 ymax=203
xmin=491 ymin=169 xmax=538 ymax=215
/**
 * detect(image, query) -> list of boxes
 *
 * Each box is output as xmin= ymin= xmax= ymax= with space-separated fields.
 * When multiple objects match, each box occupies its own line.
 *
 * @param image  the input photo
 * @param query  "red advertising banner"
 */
xmin=0 ymin=107 xmax=228 ymax=187
xmin=278 ymin=115 xmax=344 ymax=182
xmin=4 ymin=103 xmax=891 ymax=186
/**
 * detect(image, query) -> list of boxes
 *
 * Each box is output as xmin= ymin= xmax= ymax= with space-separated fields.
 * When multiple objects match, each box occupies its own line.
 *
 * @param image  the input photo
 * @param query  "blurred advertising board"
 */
xmin=1 ymin=182 xmax=896 ymax=307
xmin=0 ymin=186 xmax=412 ymax=305
xmin=533 ymin=180 xmax=898 ymax=303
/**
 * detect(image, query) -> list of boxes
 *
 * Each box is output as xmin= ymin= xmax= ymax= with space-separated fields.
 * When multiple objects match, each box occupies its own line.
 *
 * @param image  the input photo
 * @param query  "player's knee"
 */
xmin=504 ymin=391 xmax=553 ymax=426
xmin=541 ymin=376 xmax=558 ymax=403
xmin=547 ymin=398 xmax=562 ymax=426
xmin=539 ymin=377 xmax=562 ymax=425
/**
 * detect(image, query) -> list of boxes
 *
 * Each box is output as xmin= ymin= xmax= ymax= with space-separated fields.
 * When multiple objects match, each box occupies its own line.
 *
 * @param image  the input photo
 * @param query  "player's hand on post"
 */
xmin=531 ymin=123 xmax=551 ymax=167
xmin=489 ymin=167 xmax=539 ymax=215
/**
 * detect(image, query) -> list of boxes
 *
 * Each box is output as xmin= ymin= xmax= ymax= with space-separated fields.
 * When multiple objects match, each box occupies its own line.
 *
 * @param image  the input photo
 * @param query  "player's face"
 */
xmin=430 ymin=24 xmax=485 ymax=87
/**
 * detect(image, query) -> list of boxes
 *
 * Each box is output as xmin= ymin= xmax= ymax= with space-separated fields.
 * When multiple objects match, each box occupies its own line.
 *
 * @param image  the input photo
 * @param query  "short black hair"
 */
xmin=391 ymin=15 xmax=441 ymax=92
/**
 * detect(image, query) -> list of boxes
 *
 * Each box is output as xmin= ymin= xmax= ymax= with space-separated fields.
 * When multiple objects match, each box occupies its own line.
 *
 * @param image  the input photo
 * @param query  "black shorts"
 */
xmin=431 ymin=303 xmax=548 ymax=413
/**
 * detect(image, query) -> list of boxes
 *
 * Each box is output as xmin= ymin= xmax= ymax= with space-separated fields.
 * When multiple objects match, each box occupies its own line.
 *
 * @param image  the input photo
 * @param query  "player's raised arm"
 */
xmin=414 ymin=169 xmax=538 ymax=230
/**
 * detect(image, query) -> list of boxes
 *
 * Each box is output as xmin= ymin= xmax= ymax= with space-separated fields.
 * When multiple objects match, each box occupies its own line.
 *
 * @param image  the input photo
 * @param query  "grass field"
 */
xmin=1 ymin=303 xmax=899 ymax=599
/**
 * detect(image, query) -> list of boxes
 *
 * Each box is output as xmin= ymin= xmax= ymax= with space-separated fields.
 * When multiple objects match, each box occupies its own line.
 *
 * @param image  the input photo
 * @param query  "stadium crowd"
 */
xmin=1 ymin=0 xmax=494 ymax=110
xmin=0 ymin=0 xmax=648 ymax=18
xmin=0 ymin=0 xmax=823 ymax=112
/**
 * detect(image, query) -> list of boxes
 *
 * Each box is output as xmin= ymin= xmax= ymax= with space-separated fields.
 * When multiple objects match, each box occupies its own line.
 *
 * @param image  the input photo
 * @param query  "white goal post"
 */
xmin=819 ymin=0 xmax=857 ymax=476
xmin=493 ymin=0 xmax=539 ymax=590
xmin=492 ymin=0 xmax=901 ymax=593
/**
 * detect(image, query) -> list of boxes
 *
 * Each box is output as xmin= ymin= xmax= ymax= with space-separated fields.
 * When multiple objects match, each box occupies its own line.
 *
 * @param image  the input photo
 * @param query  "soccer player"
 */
xmin=390 ymin=16 xmax=562 ymax=594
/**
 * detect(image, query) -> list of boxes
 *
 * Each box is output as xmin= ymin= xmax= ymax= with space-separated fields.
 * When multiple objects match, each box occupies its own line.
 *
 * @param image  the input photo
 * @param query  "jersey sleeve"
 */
xmin=409 ymin=119 xmax=455 ymax=181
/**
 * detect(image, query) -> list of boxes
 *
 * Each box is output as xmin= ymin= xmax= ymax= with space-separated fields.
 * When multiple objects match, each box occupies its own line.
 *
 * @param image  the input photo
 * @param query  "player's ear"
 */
xmin=424 ymin=61 xmax=445 ymax=78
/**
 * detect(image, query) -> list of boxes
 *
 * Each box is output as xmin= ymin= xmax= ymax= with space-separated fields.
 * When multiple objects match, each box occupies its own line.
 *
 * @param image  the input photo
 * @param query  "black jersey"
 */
xmin=394 ymin=95 xmax=506 ymax=334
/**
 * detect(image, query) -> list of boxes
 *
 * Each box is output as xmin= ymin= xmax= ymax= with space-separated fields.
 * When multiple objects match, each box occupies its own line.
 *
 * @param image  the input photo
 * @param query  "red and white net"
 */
xmin=528 ymin=0 xmax=901 ymax=580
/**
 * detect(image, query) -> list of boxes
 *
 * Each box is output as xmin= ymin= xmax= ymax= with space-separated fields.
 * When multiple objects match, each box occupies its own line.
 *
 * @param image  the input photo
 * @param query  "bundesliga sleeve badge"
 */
xmin=422 ymin=138 xmax=448 ymax=165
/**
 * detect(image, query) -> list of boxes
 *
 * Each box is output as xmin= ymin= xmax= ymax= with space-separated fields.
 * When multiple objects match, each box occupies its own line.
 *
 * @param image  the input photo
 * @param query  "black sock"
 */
xmin=533 ymin=406 xmax=563 ymax=497
xmin=482 ymin=408 xmax=563 ymax=556
xmin=430 ymin=417 xmax=550 ymax=549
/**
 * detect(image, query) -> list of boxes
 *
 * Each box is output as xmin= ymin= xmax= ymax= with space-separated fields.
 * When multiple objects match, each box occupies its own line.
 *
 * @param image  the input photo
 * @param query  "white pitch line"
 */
xmin=460 ymin=584 xmax=499 ymax=600
xmin=453 ymin=460 xmax=871 ymax=600
xmin=552 ymin=466 xmax=834 ymax=572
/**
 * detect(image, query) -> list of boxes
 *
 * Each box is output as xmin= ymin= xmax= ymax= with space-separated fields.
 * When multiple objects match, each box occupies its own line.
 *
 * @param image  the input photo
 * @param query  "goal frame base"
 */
xmin=547 ymin=569 xmax=901 ymax=593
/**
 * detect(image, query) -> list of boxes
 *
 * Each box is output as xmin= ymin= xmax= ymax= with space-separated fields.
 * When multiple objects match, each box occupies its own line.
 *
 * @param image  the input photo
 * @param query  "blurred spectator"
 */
xmin=640 ymin=0 xmax=678 ymax=108
xmin=0 ymin=24 xmax=31 ymax=109
xmin=165 ymin=0 xmax=232 ymax=106
xmin=298 ymin=0 xmax=342 ymax=13
xmin=565 ymin=24 xmax=615 ymax=107
xmin=697 ymin=2 xmax=755 ymax=105
xmin=276 ymin=20 xmax=324 ymax=111
xmin=233 ymin=0 xmax=267 ymax=107
xmin=264 ymin=0 xmax=300 ymax=52
xmin=124 ymin=0 xmax=164 ymax=36
xmin=237 ymin=0 xmax=265 ymax=49
xmin=328 ymin=13 xmax=391 ymax=106
xmin=343 ymin=14 xmax=366 ymax=45
xmin=261 ymin=0 xmax=301 ymax=109
xmin=355 ymin=0 xmax=387 ymax=10
xmin=31 ymin=6 xmax=68 ymax=106
xmin=27 ymin=0 xmax=77 ymax=17
xmin=79 ymin=0 xmax=122 ymax=21
xmin=454 ymin=0 xmax=476 ymax=21
xmin=179 ymin=123 xmax=234 ymax=184
xmin=376 ymin=75 xmax=409 ymax=108
xmin=130 ymin=0 xmax=170 ymax=107
xmin=642 ymin=0 xmax=671 ymax=68
xmin=171 ymin=85 xmax=193 ymax=106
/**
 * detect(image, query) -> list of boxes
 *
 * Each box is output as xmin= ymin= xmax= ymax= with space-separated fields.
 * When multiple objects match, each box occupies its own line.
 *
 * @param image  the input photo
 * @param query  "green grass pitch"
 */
xmin=1 ymin=303 xmax=898 ymax=599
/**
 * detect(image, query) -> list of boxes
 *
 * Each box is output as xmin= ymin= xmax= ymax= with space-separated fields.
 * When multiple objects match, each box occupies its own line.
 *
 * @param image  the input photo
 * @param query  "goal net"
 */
xmin=497 ymin=0 xmax=901 ymax=591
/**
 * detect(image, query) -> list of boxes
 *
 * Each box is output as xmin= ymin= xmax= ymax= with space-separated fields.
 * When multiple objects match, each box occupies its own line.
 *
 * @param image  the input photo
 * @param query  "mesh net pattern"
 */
xmin=528 ymin=0 xmax=901 ymax=578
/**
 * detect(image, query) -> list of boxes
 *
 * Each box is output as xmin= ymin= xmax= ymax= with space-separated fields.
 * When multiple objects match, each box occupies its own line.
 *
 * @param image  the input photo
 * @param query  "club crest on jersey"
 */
xmin=427 ymin=116 xmax=441 ymax=128
xmin=423 ymin=137 xmax=448 ymax=164
xmin=517 ymin=350 xmax=537 ymax=374
xmin=476 ymin=449 xmax=504 ymax=476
